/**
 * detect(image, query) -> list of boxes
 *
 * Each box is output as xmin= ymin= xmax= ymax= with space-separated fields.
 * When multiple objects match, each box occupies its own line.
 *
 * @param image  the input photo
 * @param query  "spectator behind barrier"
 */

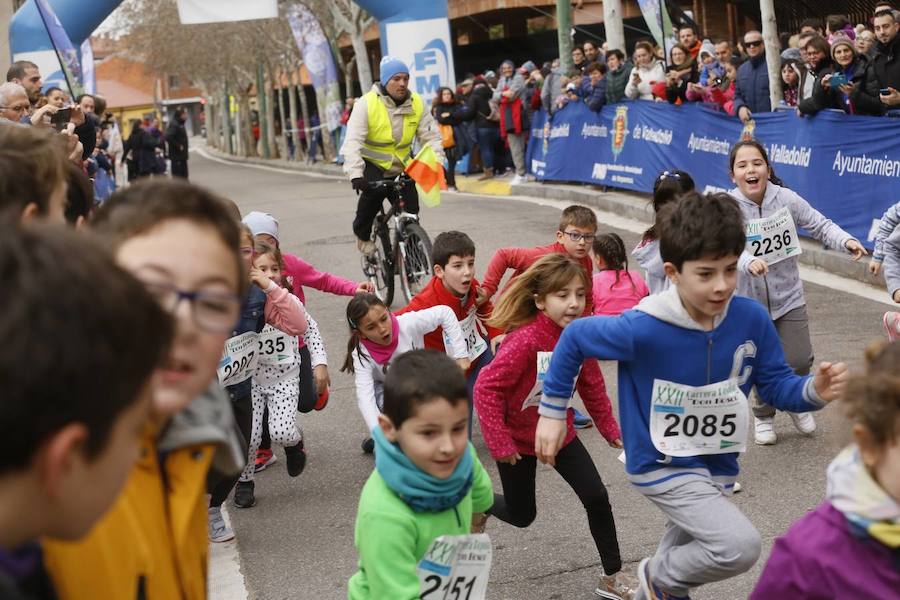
xmin=799 ymin=35 xmax=884 ymax=117
xmin=0 ymin=125 xmax=68 ymax=223
xmin=605 ymin=49 xmax=632 ymax=104
xmin=734 ymin=30 xmax=772 ymax=122
xmin=580 ymin=62 xmax=608 ymax=112
xmin=781 ymin=59 xmax=803 ymax=107
xmin=625 ymin=41 xmax=666 ymax=101
xmin=678 ymin=24 xmax=702 ymax=59
xmin=658 ymin=43 xmax=698 ymax=104
xmin=873 ymin=5 xmax=900 ymax=108
xmin=686 ymin=57 xmax=740 ymax=114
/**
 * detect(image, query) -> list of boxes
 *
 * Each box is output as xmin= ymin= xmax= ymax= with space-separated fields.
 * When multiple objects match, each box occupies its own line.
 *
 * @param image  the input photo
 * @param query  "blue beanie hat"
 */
xmin=379 ymin=56 xmax=409 ymax=83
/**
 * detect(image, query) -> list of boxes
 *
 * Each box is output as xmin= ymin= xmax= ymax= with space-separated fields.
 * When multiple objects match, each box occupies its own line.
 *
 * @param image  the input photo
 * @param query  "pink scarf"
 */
xmin=360 ymin=313 xmax=400 ymax=366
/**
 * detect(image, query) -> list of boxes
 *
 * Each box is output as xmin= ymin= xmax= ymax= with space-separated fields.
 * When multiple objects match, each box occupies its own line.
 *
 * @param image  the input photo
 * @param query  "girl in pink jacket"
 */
xmin=473 ymin=254 xmax=634 ymax=600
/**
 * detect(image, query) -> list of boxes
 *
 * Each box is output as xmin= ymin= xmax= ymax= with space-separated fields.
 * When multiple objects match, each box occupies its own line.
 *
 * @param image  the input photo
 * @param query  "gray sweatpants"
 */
xmin=637 ymin=479 xmax=762 ymax=598
xmin=753 ymin=305 xmax=814 ymax=418
xmin=507 ymin=132 xmax=526 ymax=176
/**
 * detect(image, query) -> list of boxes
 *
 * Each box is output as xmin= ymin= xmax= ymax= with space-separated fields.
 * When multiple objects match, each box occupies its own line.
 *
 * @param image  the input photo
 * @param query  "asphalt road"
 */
xmin=192 ymin=149 xmax=889 ymax=600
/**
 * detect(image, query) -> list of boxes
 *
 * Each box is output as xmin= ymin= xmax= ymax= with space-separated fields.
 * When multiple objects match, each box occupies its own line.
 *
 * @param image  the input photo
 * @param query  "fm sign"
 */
xmin=384 ymin=18 xmax=456 ymax=109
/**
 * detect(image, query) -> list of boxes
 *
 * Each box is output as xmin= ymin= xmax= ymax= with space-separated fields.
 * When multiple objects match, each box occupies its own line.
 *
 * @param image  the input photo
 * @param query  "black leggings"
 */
xmin=208 ymin=393 xmax=252 ymax=507
xmin=260 ymin=346 xmax=316 ymax=450
xmin=489 ymin=436 xmax=622 ymax=575
xmin=352 ymin=160 xmax=419 ymax=241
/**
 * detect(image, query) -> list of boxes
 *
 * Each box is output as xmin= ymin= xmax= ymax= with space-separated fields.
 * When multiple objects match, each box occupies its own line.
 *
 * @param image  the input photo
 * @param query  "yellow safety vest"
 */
xmin=361 ymin=90 xmax=424 ymax=171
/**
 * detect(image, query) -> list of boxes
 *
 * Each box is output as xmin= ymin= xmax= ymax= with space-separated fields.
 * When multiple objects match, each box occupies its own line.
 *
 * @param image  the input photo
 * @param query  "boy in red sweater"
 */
xmin=477 ymin=205 xmax=597 ymax=315
xmin=396 ymin=231 xmax=502 ymax=402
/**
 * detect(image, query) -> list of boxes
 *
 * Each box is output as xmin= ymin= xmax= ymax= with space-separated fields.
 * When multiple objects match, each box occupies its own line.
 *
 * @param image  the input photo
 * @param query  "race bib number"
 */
xmin=217 ymin=332 xmax=259 ymax=386
xmin=418 ymin=534 xmax=492 ymax=600
xmin=745 ymin=207 xmax=802 ymax=266
xmin=444 ymin=312 xmax=488 ymax=362
xmin=257 ymin=325 xmax=295 ymax=367
xmin=650 ymin=378 xmax=749 ymax=457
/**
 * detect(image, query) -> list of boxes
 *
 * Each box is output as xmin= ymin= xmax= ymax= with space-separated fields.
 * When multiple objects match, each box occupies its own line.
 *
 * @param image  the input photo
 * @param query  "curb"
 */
xmin=198 ymin=146 xmax=882 ymax=289
xmin=511 ymin=181 xmax=882 ymax=288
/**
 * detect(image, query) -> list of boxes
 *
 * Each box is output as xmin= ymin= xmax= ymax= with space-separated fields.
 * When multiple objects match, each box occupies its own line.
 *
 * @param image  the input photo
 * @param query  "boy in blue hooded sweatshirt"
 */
xmin=533 ymin=191 xmax=850 ymax=600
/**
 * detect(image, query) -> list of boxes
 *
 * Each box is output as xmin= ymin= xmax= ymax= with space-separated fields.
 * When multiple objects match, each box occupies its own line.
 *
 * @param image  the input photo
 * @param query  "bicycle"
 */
xmin=360 ymin=177 xmax=433 ymax=306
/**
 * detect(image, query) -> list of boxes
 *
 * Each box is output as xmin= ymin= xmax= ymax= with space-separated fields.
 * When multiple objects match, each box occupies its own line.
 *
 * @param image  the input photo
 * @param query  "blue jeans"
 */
xmin=476 ymin=127 xmax=500 ymax=169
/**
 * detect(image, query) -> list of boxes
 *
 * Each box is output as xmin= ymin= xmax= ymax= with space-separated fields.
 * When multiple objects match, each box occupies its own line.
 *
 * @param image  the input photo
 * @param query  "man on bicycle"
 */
xmin=343 ymin=56 xmax=445 ymax=255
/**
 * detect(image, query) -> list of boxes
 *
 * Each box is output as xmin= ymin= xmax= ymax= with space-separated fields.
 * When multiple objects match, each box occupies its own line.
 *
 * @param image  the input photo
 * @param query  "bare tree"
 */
xmin=326 ymin=0 xmax=374 ymax=91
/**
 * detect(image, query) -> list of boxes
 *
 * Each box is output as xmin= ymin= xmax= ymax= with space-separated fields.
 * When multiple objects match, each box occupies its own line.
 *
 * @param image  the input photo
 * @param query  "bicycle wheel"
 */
xmin=399 ymin=222 xmax=433 ymax=303
xmin=362 ymin=224 xmax=394 ymax=306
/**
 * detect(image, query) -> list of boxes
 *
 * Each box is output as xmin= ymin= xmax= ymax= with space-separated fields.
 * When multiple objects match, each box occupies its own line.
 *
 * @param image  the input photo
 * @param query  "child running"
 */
xmin=396 ymin=231 xmax=504 ymax=424
xmin=534 ymin=191 xmax=849 ymax=600
xmin=242 ymin=211 xmax=370 ymax=469
xmin=593 ymin=232 xmax=650 ymax=316
xmin=473 ymin=254 xmax=634 ymax=599
xmin=867 ymin=202 xmax=900 ymax=340
xmin=342 ymin=293 xmax=471 ymax=453
xmin=42 ymin=180 xmax=249 ymax=599
xmin=750 ymin=340 xmax=900 ymax=598
xmin=632 ymin=170 xmax=695 ymax=295
xmin=729 ymin=139 xmax=866 ymax=445
xmin=234 ymin=239 xmax=323 ymax=508
xmin=348 ymin=350 xmax=494 ymax=599
xmin=478 ymin=204 xmax=598 ymax=428
xmin=209 ymin=224 xmax=308 ymax=520
xmin=0 ymin=225 xmax=172 ymax=600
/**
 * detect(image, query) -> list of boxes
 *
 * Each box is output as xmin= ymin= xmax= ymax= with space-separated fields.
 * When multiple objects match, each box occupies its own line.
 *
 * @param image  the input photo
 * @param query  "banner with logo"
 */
xmin=527 ymin=101 xmax=900 ymax=248
xmin=33 ymin=0 xmax=83 ymax=98
xmin=383 ymin=18 xmax=456 ymax=111
xmin=285 ymin=3 xmax=343 ymax=132
xmin=176 ymin=0 xmax=277 ymax=25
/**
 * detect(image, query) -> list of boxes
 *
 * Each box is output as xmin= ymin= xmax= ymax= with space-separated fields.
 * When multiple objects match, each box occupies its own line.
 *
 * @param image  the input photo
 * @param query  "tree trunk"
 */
xmin=350 ymin=34 xmax=372 ymax=90
xmin=317 ymin=95 xmax=336 ymax=161
xmin=759 ymin=0 xmax=783 ymax=110
xmin=344 ymin=56 xmax=356 ymax=99
xmin=603 ymin=0 xmax=626 ymax=52
xmin=274 ymin=80 xmax=287 ymax=160
xmin=265 ymin=62 xmax=278 ymax=158
xmin=255 ymin=65 xmax=269 ymax=159
xmin=223 ymin=86 xmax=233 ymax=155
xmin=207 ymin=97 xmax=217 ymax=149
xmin=298 ymin=83 xmax=311 ymax=160
xmin=557 ymin=0 xmax=574 ymax=73
xmin=287 ymin=77 xmax=302 ymax=161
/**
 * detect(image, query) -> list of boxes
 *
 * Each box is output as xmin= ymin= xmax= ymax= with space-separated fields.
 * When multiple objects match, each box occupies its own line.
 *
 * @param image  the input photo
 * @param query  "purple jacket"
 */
xmin=750 ymin=502 xmax=900 ymax=599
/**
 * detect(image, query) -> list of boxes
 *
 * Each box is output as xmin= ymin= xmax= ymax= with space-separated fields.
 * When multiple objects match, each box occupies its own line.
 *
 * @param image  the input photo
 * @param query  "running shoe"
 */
xmin=753 ymin=416 xmax=777 ymax=445
xmin=788 ymin=412 xmax=816 ymax=435
xmin=573 ymin=408 xmax=594 ymax=429
xmin=883 ymin=311 xmax=900 ymax=342
xmin=234 ymin=480 xmax=256 ymax=508
xmin=595 ymin=567 xmax=639 ymax=599
xmin=254 ymin=448 xmax=276 ymax=472
xmin=361 ymin=437 xmax=375 ymax=454
xmin=637 ymin=557 xmax=692 ymax=600
xmin=285 ymin=440 xmax=307 ymax=477
xmin=208 ymin=506 xmax=234 ymax=543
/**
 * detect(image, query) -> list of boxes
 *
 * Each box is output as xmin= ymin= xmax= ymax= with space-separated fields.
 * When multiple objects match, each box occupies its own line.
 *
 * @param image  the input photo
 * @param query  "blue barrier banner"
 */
xmin=527 ymin=101 xmax=899 ymax=247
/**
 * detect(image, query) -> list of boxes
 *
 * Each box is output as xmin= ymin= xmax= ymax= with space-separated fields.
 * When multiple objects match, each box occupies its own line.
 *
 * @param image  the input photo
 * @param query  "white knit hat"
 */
xmin=242 ymin=211 xmax=279 ymax=241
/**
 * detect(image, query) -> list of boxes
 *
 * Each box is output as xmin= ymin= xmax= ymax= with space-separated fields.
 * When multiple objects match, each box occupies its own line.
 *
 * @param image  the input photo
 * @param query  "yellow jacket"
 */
xmin=42 ymin=384 xmax=244 ymax=600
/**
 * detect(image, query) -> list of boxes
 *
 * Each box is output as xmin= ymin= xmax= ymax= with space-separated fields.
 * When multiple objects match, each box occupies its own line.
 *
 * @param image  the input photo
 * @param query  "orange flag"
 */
xmin=405 ymin=145 xmax=446 ymax=207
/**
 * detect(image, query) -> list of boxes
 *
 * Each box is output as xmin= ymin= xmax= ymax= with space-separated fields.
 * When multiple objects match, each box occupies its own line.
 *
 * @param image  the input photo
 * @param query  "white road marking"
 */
xmin=209 ymin=506 xmax=249 ymax=600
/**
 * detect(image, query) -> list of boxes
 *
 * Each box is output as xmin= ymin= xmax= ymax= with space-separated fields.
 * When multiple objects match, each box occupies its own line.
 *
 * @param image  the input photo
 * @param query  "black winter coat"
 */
xmin=432 ymin=101 xmax=473 ymax=156
xmin=873 ymin=34 xmax=900 ymax=92
xmin=467 ymin=84 xmax=498 ymax=129
xmin=165 ymin=119 xmax=189 ymax=161
xmin=798 ymin=55 xmax=884 ymax=116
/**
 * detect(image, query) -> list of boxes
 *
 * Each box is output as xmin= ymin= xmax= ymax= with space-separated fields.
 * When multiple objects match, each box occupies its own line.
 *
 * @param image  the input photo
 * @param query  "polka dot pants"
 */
xmin=240 ymin=375 xmax=302 ymax=482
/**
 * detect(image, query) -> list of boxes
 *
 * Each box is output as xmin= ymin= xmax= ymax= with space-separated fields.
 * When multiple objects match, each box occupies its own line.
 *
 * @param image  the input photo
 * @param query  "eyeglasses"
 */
xmin=142 ymin=281 xmax=241 ymax=333
xmin=0 ymin=105 xmax=29 ymax=113
xmin=562 ymin=230 xmax=596 ymax=243
xmin=745 ymin=40 xmax=763 ymax=48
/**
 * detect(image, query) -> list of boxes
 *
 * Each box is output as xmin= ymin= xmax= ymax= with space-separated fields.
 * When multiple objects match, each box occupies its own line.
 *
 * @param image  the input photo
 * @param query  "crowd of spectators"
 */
xmin=434 ymin=4 xmax=900 ymax=183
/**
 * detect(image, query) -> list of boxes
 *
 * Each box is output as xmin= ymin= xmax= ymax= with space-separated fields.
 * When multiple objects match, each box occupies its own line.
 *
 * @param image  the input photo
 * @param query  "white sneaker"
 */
xmin=754 ymin=416 xmax=777 ymax=445
xmin=208 ymin=506 xmax=234 ymax=542
xmin=510 ymin=174 xmax=525 ymax=186
xmin=733 ymin=481 xmax=743 ymax=493
xmin=356 ymin=239 xmax=376 ymax=256
xmin=789 ymin=411 xmax=816 ymax=435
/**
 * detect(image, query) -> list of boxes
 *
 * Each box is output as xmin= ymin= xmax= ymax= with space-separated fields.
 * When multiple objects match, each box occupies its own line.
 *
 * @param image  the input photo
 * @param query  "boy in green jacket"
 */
xmin=348 ymin=350 xmax=494 ymax=599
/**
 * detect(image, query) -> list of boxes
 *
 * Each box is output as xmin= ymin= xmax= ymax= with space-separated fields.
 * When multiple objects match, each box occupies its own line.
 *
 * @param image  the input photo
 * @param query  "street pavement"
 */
xmin=192 ymin=149 xmax=890 ymax=600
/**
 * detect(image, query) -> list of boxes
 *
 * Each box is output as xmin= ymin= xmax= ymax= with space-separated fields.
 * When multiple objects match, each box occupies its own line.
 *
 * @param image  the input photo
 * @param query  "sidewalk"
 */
xmin=200 ymin=144 xmax=883 ymax=289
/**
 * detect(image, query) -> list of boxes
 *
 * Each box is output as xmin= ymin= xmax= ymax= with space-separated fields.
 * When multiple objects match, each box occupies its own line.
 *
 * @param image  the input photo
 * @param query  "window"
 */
xmin=488 ymin=23 xmax=505 ymax=40
xmin=527 ymin=16 xmax=552 ymax=35
xmin=168 ymin=74 xmax=180 ymax=90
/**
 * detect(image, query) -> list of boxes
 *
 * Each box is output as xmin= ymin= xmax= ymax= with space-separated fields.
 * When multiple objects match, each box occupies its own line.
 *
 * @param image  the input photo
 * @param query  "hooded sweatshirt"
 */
xmin=538 ymin=287 xmax=824 ymax=495
xmin=731 ymin=182 xmax=856 ymax=320
xmin=631 ymin=237 xmax=670 ymax=295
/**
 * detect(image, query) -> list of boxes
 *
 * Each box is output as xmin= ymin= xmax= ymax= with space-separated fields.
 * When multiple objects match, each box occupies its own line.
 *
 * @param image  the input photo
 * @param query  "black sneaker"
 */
xmin=234 ymin=480 xmax=255 ymax=508
xmin=285 ymin=440 xmax=307 ymax=477
xmin=361 ymin=437 xmax=375 ymax=454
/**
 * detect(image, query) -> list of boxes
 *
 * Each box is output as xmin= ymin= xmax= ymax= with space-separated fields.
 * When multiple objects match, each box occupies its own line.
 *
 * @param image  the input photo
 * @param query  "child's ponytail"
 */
xmin=593 ymin=232 xmax=636 ymax=291
xmin=487 ymin=254 xmax=588 ymax=332
xmin=340 ymin=293 xmax=388 ymax=374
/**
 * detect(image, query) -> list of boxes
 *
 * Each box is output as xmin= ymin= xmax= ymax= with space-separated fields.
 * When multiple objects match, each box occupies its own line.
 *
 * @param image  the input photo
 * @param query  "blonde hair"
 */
xmin=487 ymin=254 xmax=588 ymax=332
xmin=843 ymin=340 xmax=900 ymax=447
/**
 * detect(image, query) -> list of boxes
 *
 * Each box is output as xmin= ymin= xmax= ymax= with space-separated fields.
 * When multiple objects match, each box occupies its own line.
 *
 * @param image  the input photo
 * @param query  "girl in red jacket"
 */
xmin=473 ymin=254 xmax=635 ymax=600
